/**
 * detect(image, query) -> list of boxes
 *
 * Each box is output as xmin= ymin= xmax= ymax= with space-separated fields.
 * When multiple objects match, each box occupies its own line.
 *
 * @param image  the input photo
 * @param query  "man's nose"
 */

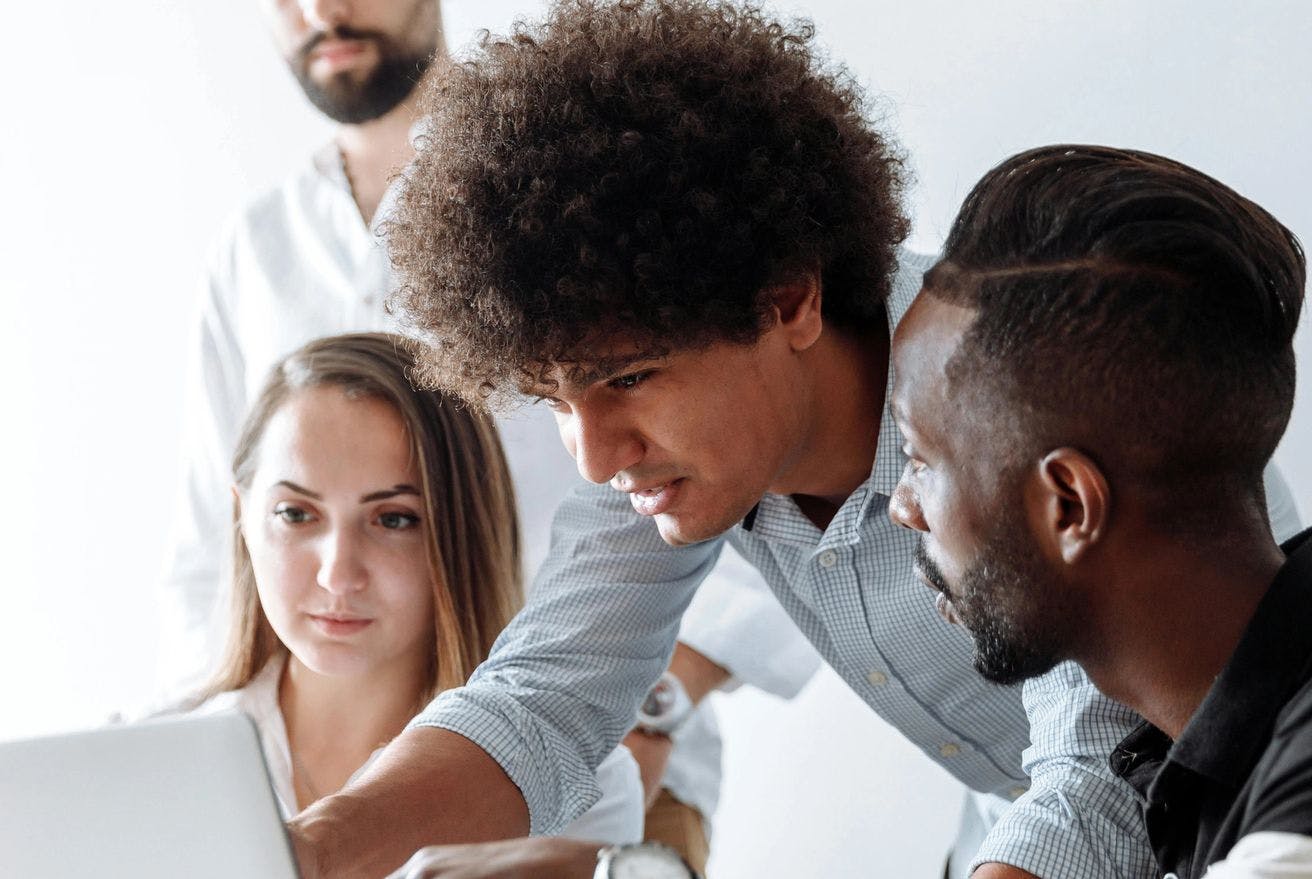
xmin=888 ymin=477 xmax=929 ymax=533
xmin=298 ymin=0 xmax=351 ymax=32
xmin=565 ymin=408 xmax=644 ymax=485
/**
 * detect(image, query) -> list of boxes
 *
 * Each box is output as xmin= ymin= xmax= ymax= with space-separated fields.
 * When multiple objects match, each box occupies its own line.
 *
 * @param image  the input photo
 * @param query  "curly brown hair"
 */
xmin=387 ymin=0 xmax=909 ymax=402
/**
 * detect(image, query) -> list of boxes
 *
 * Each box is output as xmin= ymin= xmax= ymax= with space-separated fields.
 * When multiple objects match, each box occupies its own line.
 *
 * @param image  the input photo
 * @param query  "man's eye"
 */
xmin=273 ymin=504 xmax=312 ymax=524
xmin=535 ymin=396 xmax=569 ymax=413
xmin=378 ymin=512 xmax=421 ymax=530
xmin=609 ymin=370 xmax=653 ymax=392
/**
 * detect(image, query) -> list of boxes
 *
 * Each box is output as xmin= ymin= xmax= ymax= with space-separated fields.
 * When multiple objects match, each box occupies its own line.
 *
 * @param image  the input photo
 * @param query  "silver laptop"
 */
xmin=0 ymin=711 xmax=300 ymax=878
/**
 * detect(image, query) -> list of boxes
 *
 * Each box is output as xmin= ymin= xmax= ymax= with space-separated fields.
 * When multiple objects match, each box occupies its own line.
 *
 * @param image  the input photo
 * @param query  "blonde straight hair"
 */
xmin=202 ymin=332 xmax=522 ymax=702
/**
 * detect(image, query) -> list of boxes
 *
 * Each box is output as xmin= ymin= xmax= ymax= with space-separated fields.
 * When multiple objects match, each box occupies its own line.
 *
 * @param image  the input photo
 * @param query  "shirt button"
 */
xmin=1009 ymin=787 xmax=1027 ymax=799
xmin=939 ymin=742 xmax=961 ymax=758
xmin=1164 ymin=874 xmax=1179 ymax=879
xmin=818 ymin=550 xmax=838 ymax=568
xmin=866 ymin=670 xmax=888 ymax=686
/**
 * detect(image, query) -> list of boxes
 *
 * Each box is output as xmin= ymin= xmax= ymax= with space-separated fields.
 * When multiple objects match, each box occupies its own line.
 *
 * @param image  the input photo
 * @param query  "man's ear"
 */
xmin=770 ymin=270 xmax=823 ymax=352
xmin=1033 ymin=448 xmax=1110 ymax=565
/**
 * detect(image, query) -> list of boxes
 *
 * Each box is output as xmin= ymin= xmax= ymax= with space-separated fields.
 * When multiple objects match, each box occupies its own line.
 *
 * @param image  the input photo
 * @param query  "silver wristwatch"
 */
xmin=635 ymin=671 xmax=694 ymax=735
xmin=593 ymin=842 xmax=700 ymax=879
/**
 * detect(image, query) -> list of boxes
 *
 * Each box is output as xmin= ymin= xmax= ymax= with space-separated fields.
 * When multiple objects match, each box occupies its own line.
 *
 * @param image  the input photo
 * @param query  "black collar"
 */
xmin=1112 ymin=527 xmax=1312 ymax=795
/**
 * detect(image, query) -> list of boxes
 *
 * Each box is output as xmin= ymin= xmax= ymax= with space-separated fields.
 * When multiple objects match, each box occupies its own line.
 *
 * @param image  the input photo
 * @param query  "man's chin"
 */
xmin=652 ymin=511 xmax=734 ymax=547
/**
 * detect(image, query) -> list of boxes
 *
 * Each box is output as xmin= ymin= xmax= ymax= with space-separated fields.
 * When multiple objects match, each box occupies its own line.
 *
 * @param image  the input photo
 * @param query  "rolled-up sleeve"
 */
xmin=969 ymin=661 xmax=1155 ymax=878
xmin=408 ymin=481 xmax=721 ymax=834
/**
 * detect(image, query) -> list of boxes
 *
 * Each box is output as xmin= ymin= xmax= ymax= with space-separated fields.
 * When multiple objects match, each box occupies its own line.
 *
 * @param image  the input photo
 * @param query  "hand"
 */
xmin=622 ymin=728 xmax=674 ymax=809
xmin=971 ymin=863 xmax=1042 ymax=879
xmin=385 ymin=838 xmax=603 ymax=879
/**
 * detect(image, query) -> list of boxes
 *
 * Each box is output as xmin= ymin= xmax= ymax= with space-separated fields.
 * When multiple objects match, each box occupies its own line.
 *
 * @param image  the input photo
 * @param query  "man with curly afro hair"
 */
xmin=286 ymin=2 xmax=1292 ymax=877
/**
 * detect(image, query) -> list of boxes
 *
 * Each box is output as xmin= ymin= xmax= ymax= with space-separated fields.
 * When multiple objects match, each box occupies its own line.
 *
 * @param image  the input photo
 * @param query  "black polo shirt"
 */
xmin=1110 ymin=527 xmax=1312 ymax=879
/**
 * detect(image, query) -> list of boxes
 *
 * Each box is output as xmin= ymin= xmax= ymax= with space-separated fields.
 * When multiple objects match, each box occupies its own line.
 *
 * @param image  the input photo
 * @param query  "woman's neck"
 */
xmin=278 ymin=652 xmax=428 ymax=808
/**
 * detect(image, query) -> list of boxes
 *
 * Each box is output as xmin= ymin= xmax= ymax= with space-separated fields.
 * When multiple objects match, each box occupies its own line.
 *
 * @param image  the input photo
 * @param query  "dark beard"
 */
xmin=914 ymin=529 xmax=1068 ymax=686
xmin=292 ymin=27 xmax=435 ymax=124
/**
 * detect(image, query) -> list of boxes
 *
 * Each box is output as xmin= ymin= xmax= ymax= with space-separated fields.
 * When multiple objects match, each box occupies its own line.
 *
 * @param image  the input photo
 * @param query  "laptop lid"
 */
xmin=0 ymin=711 xmax=300 ymax=878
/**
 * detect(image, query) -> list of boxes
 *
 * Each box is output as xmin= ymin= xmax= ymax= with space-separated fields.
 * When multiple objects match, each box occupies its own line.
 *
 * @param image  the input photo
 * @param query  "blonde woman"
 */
xmin=187 ymin=333 xmax=642 ymax=843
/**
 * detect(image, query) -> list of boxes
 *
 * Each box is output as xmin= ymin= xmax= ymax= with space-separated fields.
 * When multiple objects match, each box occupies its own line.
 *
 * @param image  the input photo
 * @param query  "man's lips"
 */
xmin=914 ymin=565 xmax=961 ymax=626
xmin=310 ymin=39 xmax=369 ymax=69
xmin=934 ymin=591 xmax=961 ymax=626
xmin=624 ymin=478 xmax=685 ymax=517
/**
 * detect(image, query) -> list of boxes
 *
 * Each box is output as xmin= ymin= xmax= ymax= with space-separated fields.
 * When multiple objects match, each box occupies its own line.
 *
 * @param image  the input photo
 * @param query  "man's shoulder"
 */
xmin=217 ymin=155 xmax=327 ymax=247
xmin=1267 ymin=660 xmax=1312 ymax=762
xmin=200 ymin=148 xmax=342 ymax=294
xmin=1236 ymin=656 xmax=1312 ymax=839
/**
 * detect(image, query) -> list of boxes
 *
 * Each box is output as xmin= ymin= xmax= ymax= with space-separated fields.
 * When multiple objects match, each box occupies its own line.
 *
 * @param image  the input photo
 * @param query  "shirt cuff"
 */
xmin=968 ymin=767 xmax=1156 ymax=878
xmin=408 ymin=687 xmax=604 ymax=837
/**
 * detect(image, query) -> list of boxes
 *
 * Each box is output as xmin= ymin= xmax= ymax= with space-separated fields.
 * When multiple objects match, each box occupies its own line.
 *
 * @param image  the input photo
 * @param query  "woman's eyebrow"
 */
xmin=275 ymin=480 xmax=322 ymax=499
xmin=360 ymin=484 xmax=421 ymax=503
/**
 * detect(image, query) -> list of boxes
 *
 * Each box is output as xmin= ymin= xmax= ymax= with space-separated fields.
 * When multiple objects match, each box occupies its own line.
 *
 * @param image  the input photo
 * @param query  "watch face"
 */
xmin=611 ymin=846 xmax=691 ymax=879
xmin=641 ymin=679 xmax=675 ymax=717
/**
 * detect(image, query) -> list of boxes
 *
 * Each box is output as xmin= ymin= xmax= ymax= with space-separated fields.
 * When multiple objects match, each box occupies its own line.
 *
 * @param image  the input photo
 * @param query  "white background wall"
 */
xmin=1 ymin=2 xmax=1308 ymax=877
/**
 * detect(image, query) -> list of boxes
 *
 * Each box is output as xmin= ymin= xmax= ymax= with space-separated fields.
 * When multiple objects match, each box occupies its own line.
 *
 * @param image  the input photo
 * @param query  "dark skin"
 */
xmin=888 ymin=292 xmax=1287 ymax=745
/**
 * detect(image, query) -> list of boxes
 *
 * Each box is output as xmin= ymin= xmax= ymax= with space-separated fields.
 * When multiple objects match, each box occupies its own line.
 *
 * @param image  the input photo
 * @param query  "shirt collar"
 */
xmin=1111 ymin=527 xmax=1312 ymax=794
xmin=311 ymin=141 xmax=350 ymax=192
xmin=1166 ymin=526 xmax=1312 ymax=788
xmin=311 ymin=140 xmax=407 ymax=237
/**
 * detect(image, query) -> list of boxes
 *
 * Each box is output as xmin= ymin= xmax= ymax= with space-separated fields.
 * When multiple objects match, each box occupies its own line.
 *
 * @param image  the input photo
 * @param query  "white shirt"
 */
xmin=185 ymin=655 xmax=642 ymax=842
xmin=1204 ymin=832 xmax=1312 ymax=878
xmin=164 ymin=141 xmax=820 ymax=826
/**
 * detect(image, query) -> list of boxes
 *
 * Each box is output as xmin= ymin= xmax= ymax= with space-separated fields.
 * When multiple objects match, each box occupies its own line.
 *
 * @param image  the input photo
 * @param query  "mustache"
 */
xmin=912 ymin=538 xmax=952 ymax=595
xmin=295 ymin=25 xmax=389 ymax=66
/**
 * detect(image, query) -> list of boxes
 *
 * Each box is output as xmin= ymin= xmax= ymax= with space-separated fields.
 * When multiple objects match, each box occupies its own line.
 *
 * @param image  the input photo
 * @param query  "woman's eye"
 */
xmin=378 ymin=511 xmax=421 ymax=530
xmin=273 ymin=504 xmax=312 ymax=524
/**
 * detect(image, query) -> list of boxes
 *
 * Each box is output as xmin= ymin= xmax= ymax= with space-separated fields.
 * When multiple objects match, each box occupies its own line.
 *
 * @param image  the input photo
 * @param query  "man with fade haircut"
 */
xmin=889 ymin=144 xmax=1309 ymax=879
xmin=287 ymin=2 xmax=1303 ymax=877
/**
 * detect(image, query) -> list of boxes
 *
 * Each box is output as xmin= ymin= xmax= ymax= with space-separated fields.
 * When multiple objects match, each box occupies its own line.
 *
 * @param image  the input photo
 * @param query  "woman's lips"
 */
xmin=308 ymin=614 xmax=374 ymax=637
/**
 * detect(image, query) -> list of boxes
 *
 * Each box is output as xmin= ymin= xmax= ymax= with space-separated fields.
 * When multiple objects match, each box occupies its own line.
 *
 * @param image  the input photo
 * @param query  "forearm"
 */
xmin=290 ymin=726 xmax=529 ymax=879
xmin=972 ymin=864 xmax=1040 ymax=879
xmin=667 ymin=642 xmax=729 ymax=704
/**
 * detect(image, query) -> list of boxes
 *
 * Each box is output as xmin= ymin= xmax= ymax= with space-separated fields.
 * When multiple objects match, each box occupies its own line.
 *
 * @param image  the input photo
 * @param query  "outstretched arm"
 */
xmin=290 ymin=728 xmax=529 ymax=878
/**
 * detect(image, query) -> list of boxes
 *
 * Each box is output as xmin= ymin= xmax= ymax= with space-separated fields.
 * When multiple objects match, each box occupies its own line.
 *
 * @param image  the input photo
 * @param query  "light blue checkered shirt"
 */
xmin=413 ymin=250 xmax=1300 ymax=877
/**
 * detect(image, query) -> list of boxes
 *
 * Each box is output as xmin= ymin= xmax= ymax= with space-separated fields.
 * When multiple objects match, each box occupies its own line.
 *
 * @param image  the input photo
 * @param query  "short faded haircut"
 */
xmin=925 ymin=144 xmax=1304 ymax=515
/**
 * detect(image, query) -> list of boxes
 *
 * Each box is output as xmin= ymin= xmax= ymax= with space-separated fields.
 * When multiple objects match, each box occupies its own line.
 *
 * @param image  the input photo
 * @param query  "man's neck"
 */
xmin=1078 ymin=521 xmax=1286 ymax=740
xmin=779 ymin=315 xmax=890 ymax=530
xmin=334 ymin=65 xmax=440 ymax=225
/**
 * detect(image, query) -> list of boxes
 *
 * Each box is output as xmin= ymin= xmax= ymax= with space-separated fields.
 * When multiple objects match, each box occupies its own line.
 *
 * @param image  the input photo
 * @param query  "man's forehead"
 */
xmin=893 ymin=291 xmax=976 ymax=367
xmin=891 ymin=290 xmax=978 ymax=419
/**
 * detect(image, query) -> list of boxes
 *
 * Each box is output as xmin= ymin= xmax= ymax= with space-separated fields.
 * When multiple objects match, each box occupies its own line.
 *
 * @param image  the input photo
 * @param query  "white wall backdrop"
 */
xmin=1 ymin=2 xmax=1307 ymax=877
